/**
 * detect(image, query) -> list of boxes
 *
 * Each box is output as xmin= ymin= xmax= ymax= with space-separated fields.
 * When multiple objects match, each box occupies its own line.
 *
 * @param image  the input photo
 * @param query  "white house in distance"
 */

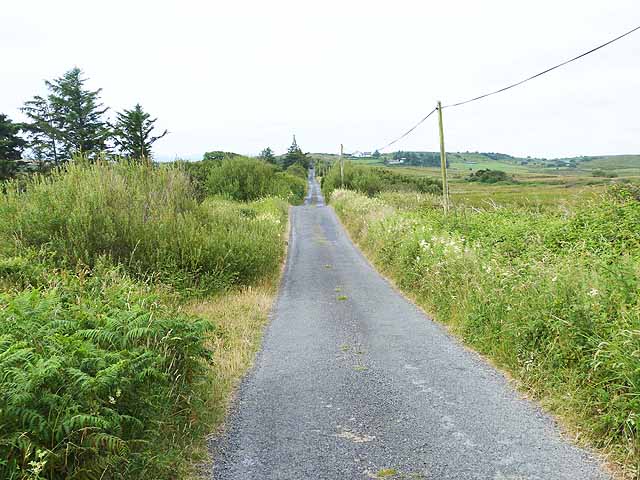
xmin=350 ymin=151 xmax=372 ymax=158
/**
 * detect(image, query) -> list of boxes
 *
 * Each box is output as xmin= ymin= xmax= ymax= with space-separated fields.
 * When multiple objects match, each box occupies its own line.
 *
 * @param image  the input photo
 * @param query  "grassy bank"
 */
xmin=0 ymin=160 xmax=291 ymax=479
xmin=331 ymin=185 xmax=640 ymax=478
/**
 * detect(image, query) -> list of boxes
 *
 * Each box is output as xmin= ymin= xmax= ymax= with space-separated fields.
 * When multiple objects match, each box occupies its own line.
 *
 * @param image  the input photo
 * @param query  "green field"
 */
xmin=315 ymin=151 xmax=640 ymax=183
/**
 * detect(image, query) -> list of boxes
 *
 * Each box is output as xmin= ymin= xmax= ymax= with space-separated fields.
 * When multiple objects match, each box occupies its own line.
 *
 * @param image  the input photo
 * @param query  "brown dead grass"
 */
xmin=186 ymin=279 xmax=279 ymax=431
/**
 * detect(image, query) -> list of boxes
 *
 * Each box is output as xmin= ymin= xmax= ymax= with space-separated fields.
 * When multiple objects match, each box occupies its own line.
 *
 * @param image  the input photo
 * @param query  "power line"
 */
xmin=443 ymin=24 xmax=640 ymax=109
xmin=376 ymin=107 xmax=437 ymax=152
xmin=375 ymin=23 xmax=640 ymax=151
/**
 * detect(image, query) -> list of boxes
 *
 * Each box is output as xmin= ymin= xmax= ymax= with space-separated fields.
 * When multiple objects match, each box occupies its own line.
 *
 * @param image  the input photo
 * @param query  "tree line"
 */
xmin=0 ymin=67 xmax=167 ymax=179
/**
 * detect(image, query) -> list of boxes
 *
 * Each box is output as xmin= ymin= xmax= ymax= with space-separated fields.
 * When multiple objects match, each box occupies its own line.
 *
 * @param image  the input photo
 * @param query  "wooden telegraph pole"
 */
xmin=340 ymin=144 xmax=344 ymax=188
xmin=437 ymin=101 xmax=450 ymax=214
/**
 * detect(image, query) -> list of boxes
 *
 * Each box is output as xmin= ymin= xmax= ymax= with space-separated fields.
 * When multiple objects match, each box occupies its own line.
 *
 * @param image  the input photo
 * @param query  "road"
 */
xmin=211 ymin=171 xmax=610 ymax=479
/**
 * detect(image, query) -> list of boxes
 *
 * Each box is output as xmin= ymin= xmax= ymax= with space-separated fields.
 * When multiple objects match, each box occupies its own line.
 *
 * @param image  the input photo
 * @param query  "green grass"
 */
xmin=341 ymin=151 xmax=640 ymax=183
xmin=332 ymin=185 xmax=640 ymax=478
xmin=0 ymin=159 xmax=292 ymax=479
xmin=0 ymin=161 xmax=288 ymax=296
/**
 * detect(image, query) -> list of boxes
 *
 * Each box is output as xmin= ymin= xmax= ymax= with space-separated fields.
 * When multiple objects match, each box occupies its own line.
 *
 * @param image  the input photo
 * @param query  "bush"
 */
xmin=0 ymin=262 xmax=213 ymax=479
xmin=592 ymin=169 xmax=618 ymax=178
xmin=332 ymin=187 xmax=640 ymax=471
xmin=0 ymin=161 xmax=289 ymax=295
xmin=286 ymin=162 xmax=307 ymax=179
xmin=321 ymin=162 xmax=441 ymax=199
xmin=181 ymin=156 xmax=306 ymax=205
xmin=466 ymin=169 xmax=511 ymax=183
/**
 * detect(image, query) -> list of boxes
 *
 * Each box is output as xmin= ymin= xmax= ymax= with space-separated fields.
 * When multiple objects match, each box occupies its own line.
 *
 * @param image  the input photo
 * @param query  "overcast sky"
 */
xmin=2 ymin=0 xmax=639 ymax=159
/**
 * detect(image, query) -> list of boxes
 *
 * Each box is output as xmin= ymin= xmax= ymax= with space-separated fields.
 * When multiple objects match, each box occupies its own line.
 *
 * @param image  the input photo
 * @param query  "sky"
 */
xmin=1 ymin=0 xmax=639 ymax=159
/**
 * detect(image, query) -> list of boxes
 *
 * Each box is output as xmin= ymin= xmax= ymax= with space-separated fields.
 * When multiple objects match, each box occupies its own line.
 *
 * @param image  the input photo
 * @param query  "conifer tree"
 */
xmin=283 ymin=135 xmax=309 ymax=169
xmin=0 ymin=114 xmax=27 ymax=179
xmin=21 ymin=96 xmax=62 ymax=164
xmin=113 ymin=104 xmax=168 ymax=162
xmin=22 ymin=68 xmax=110 ymax=162
xmin=259 ymin=147 xmax=276 ymax=164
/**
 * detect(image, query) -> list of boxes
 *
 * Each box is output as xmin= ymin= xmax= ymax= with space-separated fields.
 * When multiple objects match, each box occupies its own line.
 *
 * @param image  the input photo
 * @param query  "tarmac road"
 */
xmin=211 ymin=170 xmax=610 ymax=480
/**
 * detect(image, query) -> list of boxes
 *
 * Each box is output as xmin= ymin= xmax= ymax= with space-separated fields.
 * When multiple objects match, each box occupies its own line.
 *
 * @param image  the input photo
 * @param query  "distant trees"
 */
xmin=0 ymin=114 xmax=27 ymax=180
xmin=113 ymin=104 xmax=167 ymax=162
xmin=259 ymin=147 xmax=276 ymax=164
xmin=372 ymin=150 xmax=381 ymax=159
xmin=203 ymin=151 xmax=241 ymax=162
xmin=392 ymin=151 xmax=443 ymax=167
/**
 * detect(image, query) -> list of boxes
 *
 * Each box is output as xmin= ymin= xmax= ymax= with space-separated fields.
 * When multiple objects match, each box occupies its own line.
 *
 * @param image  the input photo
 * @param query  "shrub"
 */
xmin=286 ymin=162 xmax=307 ymax=179
xmin=0 ymin=161 xmax=289 ymax=295
xmin=592 ymin=169 xmax=618 ymax=178
xmin=321 ymin=162 xmax=440 ymax=199
xmin=181 ymin=156 xmax=306 ymax=205
xmin=466 ymin=169 xmax=511 ymax=183
xmin=0 ymin=262 xmax=213 ymax=479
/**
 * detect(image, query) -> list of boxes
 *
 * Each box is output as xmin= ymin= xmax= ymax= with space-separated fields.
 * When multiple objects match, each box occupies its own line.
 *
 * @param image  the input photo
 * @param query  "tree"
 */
xmin=372 ymin=150 xmax=381 ymax=158
xmin=0 ymin=114 xmax=26 ymax=161
xmin=259 ymin=147 xmax=276 ymax=164
xmin=22 ymin=67 xmax=110 ymax=162
xmin=21 ymin=95 xmax=62 ymax=165
xmin=282 ymin=135 xmax=309 ymax=169
xmin=0 ymin=114 xmax=27 ymax=180
xmin=113 ymin=104 xmax=168 ymax=162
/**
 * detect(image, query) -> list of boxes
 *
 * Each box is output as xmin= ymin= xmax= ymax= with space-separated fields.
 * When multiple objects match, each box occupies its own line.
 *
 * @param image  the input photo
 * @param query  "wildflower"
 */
xmin=551 ymin=276 xmax=558 ymax=282
xmin=109 ymin=396 xmax=116 ymax=404
xmin=588 ymin=288 xmax=599 ymax=297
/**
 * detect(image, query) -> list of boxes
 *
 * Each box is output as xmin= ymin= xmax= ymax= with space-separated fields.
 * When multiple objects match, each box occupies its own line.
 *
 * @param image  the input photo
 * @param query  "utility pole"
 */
xmin=340 ymin=143 xmax=344 ymax=188
xmin=437 ymin=101 xmax=450 ymax=214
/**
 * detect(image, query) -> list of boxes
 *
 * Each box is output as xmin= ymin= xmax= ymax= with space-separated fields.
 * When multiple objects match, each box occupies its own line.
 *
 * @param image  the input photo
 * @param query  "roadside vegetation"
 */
xmin=330 ymin=171 xmax=640 ymax=477
xmin=181 ymin=156 xmax=305 ymax=205
xmin=0 ymin=153 xmax=299 ymax=478
xmin=321 ymin=161 xmax=441 ymax=198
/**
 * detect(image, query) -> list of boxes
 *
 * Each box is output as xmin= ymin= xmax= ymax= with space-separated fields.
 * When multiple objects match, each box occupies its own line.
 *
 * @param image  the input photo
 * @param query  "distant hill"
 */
xmin=311 ymin=151 xmax=640 ymax=178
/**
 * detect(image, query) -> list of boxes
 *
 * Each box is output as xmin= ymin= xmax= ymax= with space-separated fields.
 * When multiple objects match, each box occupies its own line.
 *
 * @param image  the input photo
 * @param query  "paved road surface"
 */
xmin=211 ymin=171 xmax=609 ymax=479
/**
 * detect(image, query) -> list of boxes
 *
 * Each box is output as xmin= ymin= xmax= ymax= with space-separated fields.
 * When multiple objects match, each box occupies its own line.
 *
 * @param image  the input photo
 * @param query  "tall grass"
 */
xmin=0 ymin=161 xmax=288 ymax=295
xmin=332 ymin=186 xmax=640 ymax=477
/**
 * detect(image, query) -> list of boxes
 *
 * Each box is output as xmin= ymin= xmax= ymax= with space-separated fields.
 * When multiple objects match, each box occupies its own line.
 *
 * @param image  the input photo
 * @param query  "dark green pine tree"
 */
xmin=0 ymin=114 xmax=27 ymax=180
xmin=45 ymin=68 xmax=111 ymax=159
xmin=21 ymin=95 xmax=63 ymax=165
xmin=283 ymin=135 xmax=309 ymax=169
xmin=259 ymin=147 xmax=276 ymax=164
xmin=113 ymin=104 xmax=168 ymax=163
